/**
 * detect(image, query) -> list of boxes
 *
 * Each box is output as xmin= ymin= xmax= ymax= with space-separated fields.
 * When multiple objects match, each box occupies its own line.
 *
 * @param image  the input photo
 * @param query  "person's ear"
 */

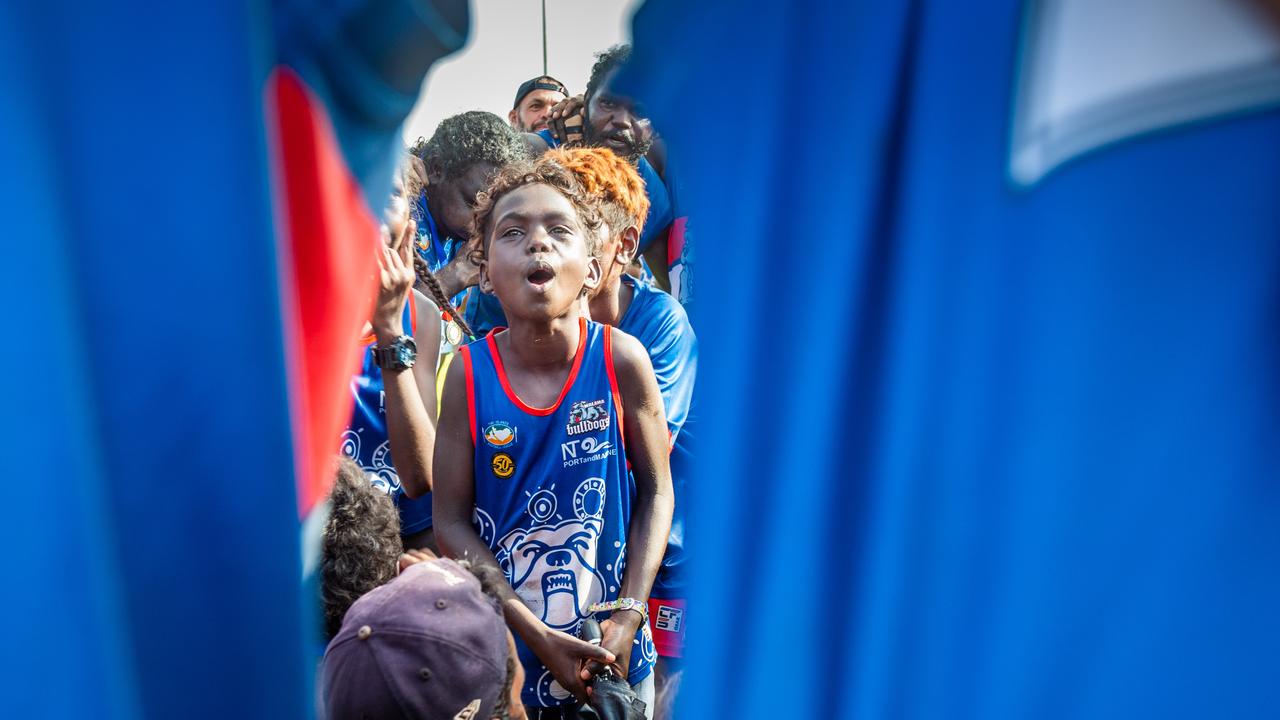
xmin=582 ymin=255 xmax=603 ymax=294
xmin=507 ymin=108 xmax=520 ymax=129
xmin=425 ymin=155 xmax=446 ymax=187
xmin=616 ymin=226 xmax=640 ymax=266
xmin=478 ymin=259 xmax=494 ymax=295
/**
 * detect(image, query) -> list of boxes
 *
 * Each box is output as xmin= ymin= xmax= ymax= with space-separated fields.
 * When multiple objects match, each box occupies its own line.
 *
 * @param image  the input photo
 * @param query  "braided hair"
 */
xmin=412 ymin=256 xmax=476 ymax=341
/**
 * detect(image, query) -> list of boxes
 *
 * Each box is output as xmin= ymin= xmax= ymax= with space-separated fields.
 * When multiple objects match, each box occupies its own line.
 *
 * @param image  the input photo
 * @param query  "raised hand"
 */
xmin=372 ymin=218 xmax=417 ymax=338
xmin=547 ymin=94 xmax=585 ymax=145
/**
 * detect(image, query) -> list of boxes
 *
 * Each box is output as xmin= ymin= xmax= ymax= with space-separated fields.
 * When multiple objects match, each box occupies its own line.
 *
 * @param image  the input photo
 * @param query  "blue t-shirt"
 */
xmin=616 ymin=274 xmax=697 ymax=596
xmin=412 ymin=194 xmax=506 ymax=337
xmin=535 ymin=129 xmax=674 ymax=252
xmin=341 ymin=302 xmax=433 ymax=535
xmin=461 ymin=319 xmax=656 ymax=706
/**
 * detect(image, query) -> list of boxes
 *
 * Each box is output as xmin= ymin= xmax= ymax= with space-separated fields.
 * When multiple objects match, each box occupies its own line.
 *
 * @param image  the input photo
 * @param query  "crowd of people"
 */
xmin=318 ymin=45 xmax=697 ymax=720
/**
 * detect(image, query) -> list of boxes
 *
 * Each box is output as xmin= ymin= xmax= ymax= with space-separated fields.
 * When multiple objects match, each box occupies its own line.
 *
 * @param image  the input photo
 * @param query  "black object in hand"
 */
xmin=577 ymin=618 xmax=647 ymax=720
xmin=579 ymin=618 xmax=613 ymax=678
xmin=580 ymin=618 xmax=603 ymax=646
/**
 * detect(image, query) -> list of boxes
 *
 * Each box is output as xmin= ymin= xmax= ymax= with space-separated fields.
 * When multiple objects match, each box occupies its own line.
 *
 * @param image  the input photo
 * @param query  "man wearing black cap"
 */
xmin=509 ymin=76 xmax=568 ymax=133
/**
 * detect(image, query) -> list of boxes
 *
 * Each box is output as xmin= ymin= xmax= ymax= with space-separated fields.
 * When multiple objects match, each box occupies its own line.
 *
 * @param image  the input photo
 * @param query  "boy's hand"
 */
xmin=397 ymin=548 xmax=438 ymax=573
xmin=373 ymin=223 xmax=416 ymax=340
xmin=437 ymin=249 xmax=480 ymax=298
xmin=533 ymin=628 xmax=615 ymax=704
xmin=583 ymin=611 xmax=641 ymax=681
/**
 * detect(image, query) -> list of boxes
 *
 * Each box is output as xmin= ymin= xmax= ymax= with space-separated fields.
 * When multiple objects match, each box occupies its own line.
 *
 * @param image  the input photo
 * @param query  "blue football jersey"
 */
xmin=622 ymin=0 xmax=1280 ymax=716
xmin=461 ymin=319 xmax=656 ymax=707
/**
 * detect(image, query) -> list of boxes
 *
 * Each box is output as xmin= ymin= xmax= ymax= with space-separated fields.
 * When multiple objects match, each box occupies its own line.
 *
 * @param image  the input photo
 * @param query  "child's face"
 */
xmin=480 ymin=184 xmax=601 ymax=321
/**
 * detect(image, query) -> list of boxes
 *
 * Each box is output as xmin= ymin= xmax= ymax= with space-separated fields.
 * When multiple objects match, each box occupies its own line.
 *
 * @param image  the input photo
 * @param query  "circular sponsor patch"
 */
xmin=491 ymin=452 xmax=515 ymax=479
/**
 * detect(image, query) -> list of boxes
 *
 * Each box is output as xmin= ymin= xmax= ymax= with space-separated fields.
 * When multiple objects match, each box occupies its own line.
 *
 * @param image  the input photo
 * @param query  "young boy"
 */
xmin=550 ymin=147 xmax=697 ymax=717
xmin=433 ymin=158 xmax=674 ymax=717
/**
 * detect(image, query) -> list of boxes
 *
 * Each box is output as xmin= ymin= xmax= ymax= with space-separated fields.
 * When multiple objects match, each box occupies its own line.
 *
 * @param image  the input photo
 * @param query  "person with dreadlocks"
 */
xmin=410 ymin=111 xmax=530 ymax=339
xmin=552 ymin=147 xmax=696 ymax=720
xmin=433 ymin=155 xmax=673 ymax=718
xmin=341 ymin=164 xmax=444 ymax=550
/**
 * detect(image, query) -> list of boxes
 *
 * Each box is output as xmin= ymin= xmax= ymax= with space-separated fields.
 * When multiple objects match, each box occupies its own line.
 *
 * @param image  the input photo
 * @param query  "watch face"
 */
xmin=395 ymin=343 xmax=416 ymax=367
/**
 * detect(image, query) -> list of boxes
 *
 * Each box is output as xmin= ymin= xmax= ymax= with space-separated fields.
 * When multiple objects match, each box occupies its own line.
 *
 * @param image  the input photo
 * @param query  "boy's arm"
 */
xmin=374 ymin=247 xmax=438 ymax=499
xmin=432 ymin=358 xmax=612 ymax=702
xmin=435 ymin=251 xmax=480 ymax=299
xmin=594 ymin=329 xmax=675 ymax=677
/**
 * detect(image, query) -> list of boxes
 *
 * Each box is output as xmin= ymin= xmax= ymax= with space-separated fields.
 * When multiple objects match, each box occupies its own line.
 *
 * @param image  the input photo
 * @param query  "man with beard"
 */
xmin=526 ymin=46 xmax=676 ymax=271
xmin=509 ymin=75 xmax=569 ymax=133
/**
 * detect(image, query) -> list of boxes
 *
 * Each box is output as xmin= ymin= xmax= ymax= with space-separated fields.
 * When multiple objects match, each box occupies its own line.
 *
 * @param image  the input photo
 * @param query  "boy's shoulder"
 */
xmin=620 ymin=275 xmax=694 ymax=344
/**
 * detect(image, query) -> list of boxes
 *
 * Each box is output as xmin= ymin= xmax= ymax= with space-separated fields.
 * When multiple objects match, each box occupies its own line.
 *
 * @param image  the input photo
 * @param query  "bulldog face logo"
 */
xmin=493 ymin=478 xmax=609 ymax=632
xmin=496 ymin=517 xmax=606 ymax=631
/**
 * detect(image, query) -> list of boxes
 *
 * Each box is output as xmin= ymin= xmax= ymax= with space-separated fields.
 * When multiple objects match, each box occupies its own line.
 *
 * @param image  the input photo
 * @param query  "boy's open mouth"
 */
xmin=527 ymin=263 xmax=555 ymax=287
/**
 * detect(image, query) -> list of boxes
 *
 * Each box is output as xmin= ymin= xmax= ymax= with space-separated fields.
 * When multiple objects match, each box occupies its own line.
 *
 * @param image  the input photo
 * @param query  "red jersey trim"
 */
xmin=487 ymin=317 xmax=588 ymax=417
xmin=603 ymin=325 xmax=629 ymax=471
xmin=461 ymin=345 xmax=477 ymax=447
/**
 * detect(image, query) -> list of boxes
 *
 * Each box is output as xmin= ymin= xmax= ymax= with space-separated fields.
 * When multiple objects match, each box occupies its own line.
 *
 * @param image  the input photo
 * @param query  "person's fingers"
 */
xmin=399 ymin=221 xmax=416 ymax=263
xmin=390 ymin=244 xmax=410 ymax=276
xmin=377 ymin=245 xmax=394 ymax=279
xmin=580 ymin=639 xmax=615 ymax=664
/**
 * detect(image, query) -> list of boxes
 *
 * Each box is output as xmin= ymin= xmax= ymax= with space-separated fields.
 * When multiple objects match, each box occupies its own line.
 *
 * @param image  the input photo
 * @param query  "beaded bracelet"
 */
xmin=587 ymin=597 xmax=648 ymax=623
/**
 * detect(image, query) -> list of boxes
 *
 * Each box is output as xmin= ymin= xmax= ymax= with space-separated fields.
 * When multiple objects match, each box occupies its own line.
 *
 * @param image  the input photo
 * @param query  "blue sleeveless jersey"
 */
xmin=462 ymin=319 xmax=656 ymax=706
xmin=341 ymin=301 xmax=433 ymax=535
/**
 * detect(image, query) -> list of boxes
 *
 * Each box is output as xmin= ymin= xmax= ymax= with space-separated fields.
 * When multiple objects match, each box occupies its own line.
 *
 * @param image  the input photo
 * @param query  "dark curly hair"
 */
xmin=585 ymin=44 xmax=631 ymax=102
xmin=470 ymin=157 xmax=606 ymax=261
xmin=410 ymin=111 xmax=529 ymax=181
xmin=321 ymin=457 xmax=403 ymax=639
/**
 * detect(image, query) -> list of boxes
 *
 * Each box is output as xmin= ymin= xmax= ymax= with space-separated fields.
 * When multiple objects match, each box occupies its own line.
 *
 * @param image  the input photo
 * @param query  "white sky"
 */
xmin=402 ymin=0 xmax=643 ymax=144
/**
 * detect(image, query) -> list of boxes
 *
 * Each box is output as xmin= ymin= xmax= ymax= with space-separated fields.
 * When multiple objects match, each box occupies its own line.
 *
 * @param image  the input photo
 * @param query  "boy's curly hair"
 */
xmin=410 ymin=111 xmax=529 ymax=180
xmin=321 ymin=456 xmax=403 ymax=639
xmin=545 ymin=146 xmax=649 ymax=243
xmin=470 ymin=157 xmax=606 ymax=260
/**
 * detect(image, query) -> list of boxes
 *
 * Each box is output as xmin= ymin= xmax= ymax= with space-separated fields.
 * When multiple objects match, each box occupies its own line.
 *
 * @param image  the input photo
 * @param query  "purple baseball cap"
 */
xmin=323 ymin=558 xmax=510 ymax=720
